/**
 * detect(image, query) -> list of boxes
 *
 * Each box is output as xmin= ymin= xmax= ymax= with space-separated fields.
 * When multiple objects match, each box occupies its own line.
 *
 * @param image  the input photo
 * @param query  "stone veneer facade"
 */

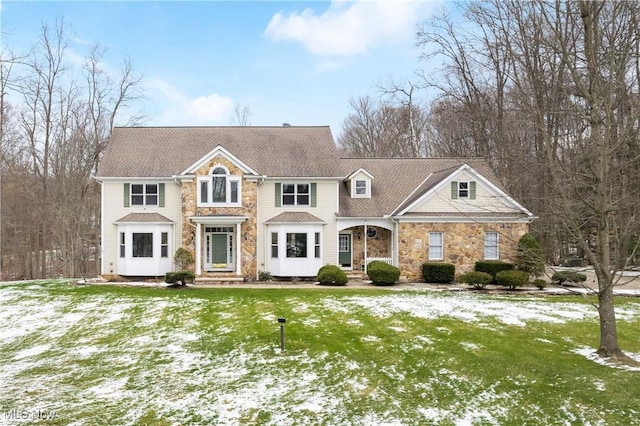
xmin=398 ymin=222 xmax=529 ymax=281
xmin=180 ymin=155 xmax=258 ymax=278
xmin=350 ymin=226 xmax=392 ymax=271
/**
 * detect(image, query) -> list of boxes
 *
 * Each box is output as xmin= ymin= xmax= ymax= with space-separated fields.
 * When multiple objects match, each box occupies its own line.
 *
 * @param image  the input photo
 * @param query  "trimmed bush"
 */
xmin=516 ymin=234 xmax=545 ymax=277
xmin=258 ymin=270 xmax=272 ymax=281
xmin=496 ymin=270 xmax=530 ymax=290
xmin=552 ymin=271 xmax=587 ymax=285
xmin=475 ymin=261 xmax=515 ymax=282
xmin=533 ymin=279 xmax=547 ymax=290
xmin=422 ymin=262 xmax=455 ymax=283
xmin=174 ymin=248 xmax=194 ymax=270
xmin=165 ymin=270 xmax=195 ymax=286
xmin=457 ymin=271 xmax=493 ymax=289
xmin=367 ymin=261 xmax=400 ymax=286
xmin=317 ymin=265 xmax=348 ymax=286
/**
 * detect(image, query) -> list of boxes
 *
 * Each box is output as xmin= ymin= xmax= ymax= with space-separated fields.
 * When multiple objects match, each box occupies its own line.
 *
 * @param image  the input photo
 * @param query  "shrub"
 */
xmin=475 ymin=261 xmax=514 ymax=282
xmin=516 ymin=234 xmax=545 ymax=277
xmin=165 ymin=270 xmax=195 ymax=286
xmin=533 ymin=279 xmax=547 ymax=290
xmin=174 ymin=248 xmax=194 ymax=270
xmin=422 ymin=262 xmax=455 ymax=283
xmin=258 ymin=270 xmax=272 ymax=281
xmin=367 ymin=261 xmax=400 ymax=286
xmin=457 ymin=271 xmax=493 ymax=289
xmin=496 ymin=270 xmax=530 ymax=290
xmin=552 ymin=271 xmax=587 ymax=285
xmin=317 ymin=265 xmax=348 ymax=286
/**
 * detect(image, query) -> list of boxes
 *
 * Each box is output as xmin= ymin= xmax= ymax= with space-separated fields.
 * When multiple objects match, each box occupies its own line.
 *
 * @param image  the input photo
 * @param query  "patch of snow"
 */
xmin=572 ymin=346 xmax=640 ymax=372
xmin=361 ymin=335 xmax=380 ymax=342
xmin=13 ymin=344 xmax=51 ymax=360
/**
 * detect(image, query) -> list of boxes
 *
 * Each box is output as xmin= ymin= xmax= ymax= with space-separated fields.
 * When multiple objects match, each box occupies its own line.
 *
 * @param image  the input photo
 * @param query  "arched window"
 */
xmin=197 ymin=164 xmax=241 ymax=206
xmin=211 ymin=167 xmax=227 ymax=203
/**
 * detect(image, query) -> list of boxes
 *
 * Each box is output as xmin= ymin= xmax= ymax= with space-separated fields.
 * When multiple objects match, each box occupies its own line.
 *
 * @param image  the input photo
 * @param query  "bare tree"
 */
xmin=2 ymin=20 xmax=142 ymax=279
xmin=230 ymin=103 xmax=252 ymax=126
xmin=338 ymin=95 xmax=430 ymax=157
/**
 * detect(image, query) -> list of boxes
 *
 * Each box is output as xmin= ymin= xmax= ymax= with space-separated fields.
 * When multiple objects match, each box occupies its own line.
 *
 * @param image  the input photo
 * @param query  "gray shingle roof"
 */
xmin=96 ymin=126 xmax=339 ymax=178
xmin=337 ymin=158 xmax=502 ymax=217
xmin=265 ymin=212 xmax=326 ymax=224
xmin=114 ymin=212 xmax=174 ymax=223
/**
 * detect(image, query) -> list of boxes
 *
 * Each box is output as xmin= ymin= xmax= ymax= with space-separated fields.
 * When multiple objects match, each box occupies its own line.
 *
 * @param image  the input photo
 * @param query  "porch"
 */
xmin=336 ymin=220 xmax=397 ymax=272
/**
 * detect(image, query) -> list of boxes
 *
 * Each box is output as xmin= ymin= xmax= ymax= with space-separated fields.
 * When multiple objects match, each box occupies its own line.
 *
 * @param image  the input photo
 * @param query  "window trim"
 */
xmin=131 ymin=183 xmax=159 ymax=206
xmin=286 ymin=232 xmax=308 ymax=258
xmin=353 ymin=179 xmax=370 ymax=198
xmin=282 ymin=183 xmax=310 ymax=206
xmin=314 ymin=232 xmax=321 ymax=258
xmin=132 ymin=232 xmax=154 ymax=258
xmin=197 ymin=165 xmax=242 ymax=207
xmin=484 ymin=231 xmax=499 ymax=260
xmin=429 ymin=232 xmax=444 ymax=260
xmin=271 ymin=232 xmax=278 ymax=259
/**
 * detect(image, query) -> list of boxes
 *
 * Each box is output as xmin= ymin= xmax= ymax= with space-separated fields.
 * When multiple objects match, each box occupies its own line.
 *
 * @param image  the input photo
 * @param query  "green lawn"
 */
xmin=1 ymin=281 xmax=639 ymax=425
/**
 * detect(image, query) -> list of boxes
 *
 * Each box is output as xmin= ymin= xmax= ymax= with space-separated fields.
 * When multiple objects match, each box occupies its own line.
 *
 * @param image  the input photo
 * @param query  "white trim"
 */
xmin=94 ymin=176 xmax=174 ymax=182
xmin=344 ymin=168 xmax=374 ymax=181
xmin=395 ymin=215 xmax=535 ymax=224
xmin=180 ymin=145 xmax=259 ymax=176
xmin=428 ymin=231 xmax=444 ymax=261
xmin=396 ymin=164 xmax=535 ymax=217
xmin=336 ymin=218 xmax=393 ymax=231
xmin=189 ymin=216 xmax=248 ymax=225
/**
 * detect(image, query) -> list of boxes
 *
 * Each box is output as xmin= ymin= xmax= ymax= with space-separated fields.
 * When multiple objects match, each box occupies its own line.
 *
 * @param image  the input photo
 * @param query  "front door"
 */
xmin=204 ymin=227 xmax=234 ymax=271
xmin=339 ymin=233 xmax=352 ymax=269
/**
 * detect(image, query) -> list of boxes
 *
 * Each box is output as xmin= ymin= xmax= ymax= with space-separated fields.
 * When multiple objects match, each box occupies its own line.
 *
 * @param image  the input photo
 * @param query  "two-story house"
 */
xmin=95 ymin=125 xmax=535 ymax=282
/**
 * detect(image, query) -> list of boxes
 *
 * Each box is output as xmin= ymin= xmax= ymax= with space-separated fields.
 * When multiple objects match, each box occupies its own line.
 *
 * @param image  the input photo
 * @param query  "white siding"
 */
xmin=100 ymin=180 xmax=182 ymax=276
xmin=256 ymin=180 xmax=339 ymax=276
xmin=409 ymin=171 xmax=522 ymax=214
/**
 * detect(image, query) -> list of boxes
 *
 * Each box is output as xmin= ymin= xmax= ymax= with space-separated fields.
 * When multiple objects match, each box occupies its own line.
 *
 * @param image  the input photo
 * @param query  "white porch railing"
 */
xmin=366 ymin=257 xmax=394 ymax=267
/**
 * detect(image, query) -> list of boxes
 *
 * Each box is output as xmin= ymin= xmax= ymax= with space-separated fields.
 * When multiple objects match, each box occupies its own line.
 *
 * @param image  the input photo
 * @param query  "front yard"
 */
xmin=1 ymin=281 xmax=639 ymax=425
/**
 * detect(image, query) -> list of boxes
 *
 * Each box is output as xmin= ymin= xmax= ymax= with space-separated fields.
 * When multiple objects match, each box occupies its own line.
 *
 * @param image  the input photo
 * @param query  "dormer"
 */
xmin=345 ymin=168 xmax=374 ymax=199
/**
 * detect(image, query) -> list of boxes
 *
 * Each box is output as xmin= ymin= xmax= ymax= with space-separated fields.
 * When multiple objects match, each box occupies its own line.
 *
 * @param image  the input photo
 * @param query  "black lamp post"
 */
xmin=278 ymin=317 xmax=286 ymax=352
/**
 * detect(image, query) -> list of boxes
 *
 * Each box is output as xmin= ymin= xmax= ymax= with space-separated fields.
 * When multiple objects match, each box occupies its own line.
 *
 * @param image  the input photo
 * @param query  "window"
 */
xmin=119 ymin=232 xmax=125 ymax=258
xmin=282 ymin=184 xmax=309 ymax=206
xmin=271 ymin=232 xmax=278 ymax=258
xmin=197 ymin=165 xmax=241 ymax=206
xmin=451 ymin=181 xmax=476 ymax=199
xmin=286 ymin=233 xmax=307 ymax=258
xmin=458 ymin=182 xmax=469 ymax=198
xmin=429 ymin=232 xmax=443 ymax=260
xmin=131 ymin=184 xmax=158 ymax=206
xmin=484 ymin=232 xmax=499 ymax=260
xmin=161 ymin=232 xmax=169 ymax=258
xmin=314 ymin=232 xmax=321 ymax=258
xmin=355 ymin=180 xmax=367 ymax=195
xmin=132 ymin=233 xmax=153 ymax=258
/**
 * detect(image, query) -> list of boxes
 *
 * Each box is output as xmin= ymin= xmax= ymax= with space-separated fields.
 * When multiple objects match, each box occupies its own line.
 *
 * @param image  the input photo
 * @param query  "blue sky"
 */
xmin=1 ymin=1 xmax=441 ymax=138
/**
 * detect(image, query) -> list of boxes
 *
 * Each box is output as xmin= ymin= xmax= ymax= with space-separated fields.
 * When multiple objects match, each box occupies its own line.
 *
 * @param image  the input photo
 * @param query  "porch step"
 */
xmin=346 ymin=271 xmax=367 ymax=281
xmin=194 ymin=277 xmax=245 ymax=286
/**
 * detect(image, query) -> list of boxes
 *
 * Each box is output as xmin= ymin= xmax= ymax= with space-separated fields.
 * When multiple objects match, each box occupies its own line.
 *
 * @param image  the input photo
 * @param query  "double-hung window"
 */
xmin=451 ymin=181 xmax=476 ymax=199
xmin=282 ymin=184 xmax=309 ymax=206
xmin=484 ymin=232 xmax=499 ymax=260
xmin=429 ymin=232 xmax=444 ymax=260
xmin=131 ymin=184 xmax=158 ymax=206
xmin=198 ymin=166 xmax=241 ymax=206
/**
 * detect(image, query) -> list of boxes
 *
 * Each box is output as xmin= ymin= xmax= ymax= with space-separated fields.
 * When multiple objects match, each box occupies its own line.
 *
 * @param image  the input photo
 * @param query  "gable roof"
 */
xmin=337 ymin=158 xmax=505 ymax=217
xmin=96 ymin=126 xmax=339 ymax=178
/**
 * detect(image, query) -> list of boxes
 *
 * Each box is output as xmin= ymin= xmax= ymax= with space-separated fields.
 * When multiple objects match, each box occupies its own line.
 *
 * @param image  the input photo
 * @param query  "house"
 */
xmin=95 ymin=125 xmax=535 ymax=281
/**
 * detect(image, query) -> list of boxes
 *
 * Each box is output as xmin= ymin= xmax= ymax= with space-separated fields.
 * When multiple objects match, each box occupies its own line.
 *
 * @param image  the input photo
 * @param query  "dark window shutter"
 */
xmin=124 ymin=183 xmax=130 ymax=207
xmin=275 ymin=183 xmax=281 ymax=207
xmin=159 ymin=183 xmax=165 ymax=207
xmin=451 ymin=181 xmax=458 ymax=199
xmin=470 ymin=181 xmax=476 ymax=199
xmin=310 ymin=183 xmax=317 ymax=207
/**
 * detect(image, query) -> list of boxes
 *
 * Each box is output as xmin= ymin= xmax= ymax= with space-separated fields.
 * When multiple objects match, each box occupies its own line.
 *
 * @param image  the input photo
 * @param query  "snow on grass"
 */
xmin=1 ymin=282 xmax=639 ymax=425
xmin=329 ymin=292 xmax=608 ymax=327
xmin=572 ymin=346 xmax=640 ymax=372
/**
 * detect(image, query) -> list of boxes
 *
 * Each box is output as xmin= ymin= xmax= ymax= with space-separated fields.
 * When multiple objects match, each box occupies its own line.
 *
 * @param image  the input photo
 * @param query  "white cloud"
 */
xmin=144 ymin=78 xmax=234 ymax=125
xmin=265 ymin=0 xmax=434 ymax=56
